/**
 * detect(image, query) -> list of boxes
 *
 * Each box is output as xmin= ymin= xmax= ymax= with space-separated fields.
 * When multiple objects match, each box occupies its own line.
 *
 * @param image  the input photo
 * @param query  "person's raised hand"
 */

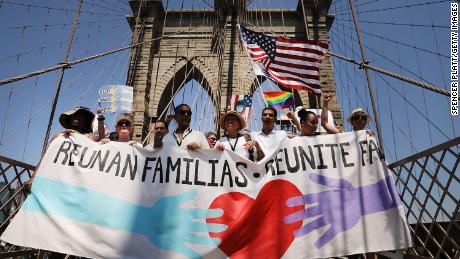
xmin=322 ymin=94 xmax=333 ymax=106
xmin=166 ymin=114 xmax=175 ymax=124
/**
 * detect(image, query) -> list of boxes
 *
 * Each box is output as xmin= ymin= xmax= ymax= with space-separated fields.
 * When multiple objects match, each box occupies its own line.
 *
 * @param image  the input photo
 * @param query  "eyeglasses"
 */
xmin=351 ymin=114 xmax=368 ymax=121
xmin=178 ymin=110 xmax=192 ymax=116
xmin=117 ymin=120 xmax=132 ymax=127
xmin=207 ymin=137 xmax=217 ymax=141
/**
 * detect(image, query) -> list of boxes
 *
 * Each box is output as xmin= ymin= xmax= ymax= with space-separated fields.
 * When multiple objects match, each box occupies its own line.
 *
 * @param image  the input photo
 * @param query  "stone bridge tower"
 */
xmin=126 ymin=0 xmax=341 ymax=142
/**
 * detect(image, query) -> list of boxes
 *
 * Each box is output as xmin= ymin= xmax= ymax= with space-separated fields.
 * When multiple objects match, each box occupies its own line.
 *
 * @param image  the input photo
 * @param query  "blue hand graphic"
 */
xmin=134 ymin=189 xmax=226 ymax=258
xmin=283 ymin=173 xmax=401 ymax=248
xmin=23 ymin=177 xmax=226 ymax=259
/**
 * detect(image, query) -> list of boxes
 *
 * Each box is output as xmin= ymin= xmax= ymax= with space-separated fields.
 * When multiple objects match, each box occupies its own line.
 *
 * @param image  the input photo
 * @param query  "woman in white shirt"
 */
xmin=215 ymin=111 xmax=264 ymax=161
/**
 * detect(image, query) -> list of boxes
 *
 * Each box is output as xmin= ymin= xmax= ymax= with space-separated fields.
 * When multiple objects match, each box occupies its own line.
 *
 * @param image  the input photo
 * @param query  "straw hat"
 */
xmin=347 ymin=108 xmax=371 ymax=124
xmin=218 ymin=111 xmax=246 ymax=129
xmin=115 ymin=113 xmax=134 ymax=126
xmin=59 ymin=107 xmax=95 ymax=134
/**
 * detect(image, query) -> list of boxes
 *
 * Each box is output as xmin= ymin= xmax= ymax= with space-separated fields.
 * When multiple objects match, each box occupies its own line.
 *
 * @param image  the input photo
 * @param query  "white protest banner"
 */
xmin=2 ymin=131 xmax=411 ymax=259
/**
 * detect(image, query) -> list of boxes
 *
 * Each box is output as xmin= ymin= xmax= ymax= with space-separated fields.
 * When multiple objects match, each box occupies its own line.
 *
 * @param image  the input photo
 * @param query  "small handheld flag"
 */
xmin=263 ymin=91 xmax=295 ymax=109
xmin=229 ymin=94 xmax=253 ymax=122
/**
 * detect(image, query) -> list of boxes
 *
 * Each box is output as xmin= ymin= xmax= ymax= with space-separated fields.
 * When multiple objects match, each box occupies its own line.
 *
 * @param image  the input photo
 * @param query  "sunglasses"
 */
xmin=178 ymin=110 xmax=192 ymax=116
xmin=262 ymin=113 xmax=275 ymax=117
xmin=351 ymin=114 xmax=368 ymax=121
xmin=207 ymin=137 xmax=217 ymax=141
xmin=117 ymin=120 xmax=132 ymax=127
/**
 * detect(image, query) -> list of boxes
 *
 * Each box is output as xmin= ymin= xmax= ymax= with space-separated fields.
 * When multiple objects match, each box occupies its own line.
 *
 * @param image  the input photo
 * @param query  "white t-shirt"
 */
xmin=216 ymin=135 xmax=255 ymax=160
xmin=162 ymin=128 xmax=209 ymax=149
xmin=250 ymin=129 xmax=287 ymax=157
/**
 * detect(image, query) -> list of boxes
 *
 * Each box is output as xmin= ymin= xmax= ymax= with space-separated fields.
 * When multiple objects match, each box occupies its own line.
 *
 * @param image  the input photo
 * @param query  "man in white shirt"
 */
xmin=162 ymin=104 xmax=209 ymax=150
xmin=145 ymin=119 xmax=169 ymax=151
xmin=250 ymin=107 xmax=288 ymax=157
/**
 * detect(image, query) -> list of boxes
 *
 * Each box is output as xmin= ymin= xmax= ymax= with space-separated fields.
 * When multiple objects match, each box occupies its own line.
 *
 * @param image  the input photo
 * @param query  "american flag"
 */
xmin=229 ymin=94 xmax=253 ymax=123
xmin=239 ymin=26 xmax=328 ymax=95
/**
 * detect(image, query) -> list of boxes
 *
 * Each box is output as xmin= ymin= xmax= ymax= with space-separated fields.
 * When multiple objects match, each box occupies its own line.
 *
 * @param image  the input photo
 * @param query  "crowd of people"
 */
xmin=53 ymin=94 xmax=374 ymax=157
xmin=25 ymin=94 xmax=375 ymax=191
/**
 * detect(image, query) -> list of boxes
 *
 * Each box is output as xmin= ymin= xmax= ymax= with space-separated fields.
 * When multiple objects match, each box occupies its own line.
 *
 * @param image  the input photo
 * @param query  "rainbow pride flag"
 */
xmin=263 ymin=91 xmax=295 ymax=109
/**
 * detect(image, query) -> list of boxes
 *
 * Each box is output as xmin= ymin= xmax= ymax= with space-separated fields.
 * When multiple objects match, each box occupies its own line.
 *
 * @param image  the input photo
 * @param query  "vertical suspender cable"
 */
xmin=126 ymin=0 xmax=145 ymax=87
xmin=403 ymin=0 xmax=432 ymax=147
xmin=300 ymin=0 xmax=319 ymax=108
xmin=348 ymin=0 xmax=385 ymax=155
xmin=40 ymin=0 xmax=83 ymax=157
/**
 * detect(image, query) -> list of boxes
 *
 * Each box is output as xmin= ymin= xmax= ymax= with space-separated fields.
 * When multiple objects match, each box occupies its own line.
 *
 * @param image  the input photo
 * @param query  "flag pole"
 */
xmin=237 ymin=24 xmax=267 ymax=108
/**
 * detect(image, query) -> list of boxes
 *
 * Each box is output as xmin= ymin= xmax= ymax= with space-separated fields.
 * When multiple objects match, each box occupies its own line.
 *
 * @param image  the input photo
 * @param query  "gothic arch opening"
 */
xmin=153 ymin=58 xmax=219 ymax=130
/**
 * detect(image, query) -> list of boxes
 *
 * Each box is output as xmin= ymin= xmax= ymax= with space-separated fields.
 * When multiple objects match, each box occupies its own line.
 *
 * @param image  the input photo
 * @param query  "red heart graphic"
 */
xmin=207 ymin=180 xmax=303 ymax=259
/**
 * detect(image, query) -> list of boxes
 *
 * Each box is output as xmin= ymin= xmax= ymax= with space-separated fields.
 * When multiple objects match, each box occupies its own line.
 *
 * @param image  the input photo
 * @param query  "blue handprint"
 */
xmin=283 ymin=173 xmax=401 ymax=248
xmin=23 ymin=177 xmax=226 ymax=258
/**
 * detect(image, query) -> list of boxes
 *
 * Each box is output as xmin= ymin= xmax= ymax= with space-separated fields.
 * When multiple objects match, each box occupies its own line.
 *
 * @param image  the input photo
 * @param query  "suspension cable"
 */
xmin=335 ymin=0 xmax=452 ymax=16
xmin=0 ymin=14 xmax=28 ymax=144
xmin=0 ymin=24 xmax=207 ymax=86
xmin=244 ymin=17 xmax=450 ymax=97
xmin=427 ymin=2 xmax=457 ymax=137
xmin=1 ymin=1 xmax=126 ymax=17
xmin=0 ymin=18 xmax=121 ymax=30
xmin=333 ymin=18 xmax=450 ymax=29
xmin=142 ymin=64 xmax=198 ymax=145
xmin=40 ymin=0 xmax=84 ymax=157
xmin=0 ymin=21 xmax=126 ymax=62
xmin=329 ymin=52 xmax=450 ymax=96
xmin=75 ymin=40 xmax=130 ymax=108
xmin=374 ymin=5 xmax=398 ymax=161
xmin=330 ymin=23 xmax=452 ymax=140
xmin=337 ymin=22 xmax=449 ymax=58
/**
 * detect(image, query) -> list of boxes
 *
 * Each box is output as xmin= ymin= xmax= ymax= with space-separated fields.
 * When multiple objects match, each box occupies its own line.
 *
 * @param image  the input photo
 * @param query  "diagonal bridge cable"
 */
xmin=0 ymin=1 xmax=128 ymax=17
xmin=336 ymin=22 xmax=449 ymax=58
xmin=334 ymin=0 xmax=452 ymax=16
xmin=333 ymin=18 xmax=450 ymax=29
xmin=238 ymin=20 xmax=450 ymax=97
xmin=0 ymin=18 xmax=122 ymax=30
xmin=0 ymin=24 xmax=207 ymax=86
xmin=328 ymin=51 xmax=450 ymax=96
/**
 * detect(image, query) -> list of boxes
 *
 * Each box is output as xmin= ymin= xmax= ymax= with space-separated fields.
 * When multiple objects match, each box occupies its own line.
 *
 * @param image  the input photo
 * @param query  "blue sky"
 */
xmin=0 ymin=1 xmax=456 ymax=162
xmin=0 ymin=1 xmax=458 ymax=222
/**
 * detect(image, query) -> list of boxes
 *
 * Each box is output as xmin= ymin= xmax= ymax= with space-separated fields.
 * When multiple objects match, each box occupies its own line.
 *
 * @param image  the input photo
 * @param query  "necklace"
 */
xmin=173 ymin=128 xmax=192 ymax=146
xmin=226 ymin=134 xmax=240 ymax=151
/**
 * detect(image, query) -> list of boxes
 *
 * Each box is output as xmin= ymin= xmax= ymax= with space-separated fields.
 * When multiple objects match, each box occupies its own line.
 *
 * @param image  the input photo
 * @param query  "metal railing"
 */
xmin=389 ymin=137 xmax=460 ymax=259
xmin=0 ymin=155 xmax=36 ymax=257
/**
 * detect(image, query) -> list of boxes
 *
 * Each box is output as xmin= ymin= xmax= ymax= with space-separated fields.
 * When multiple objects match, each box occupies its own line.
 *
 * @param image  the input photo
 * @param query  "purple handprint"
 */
xmin=283 ymin=173 xmax=401 ymax=248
